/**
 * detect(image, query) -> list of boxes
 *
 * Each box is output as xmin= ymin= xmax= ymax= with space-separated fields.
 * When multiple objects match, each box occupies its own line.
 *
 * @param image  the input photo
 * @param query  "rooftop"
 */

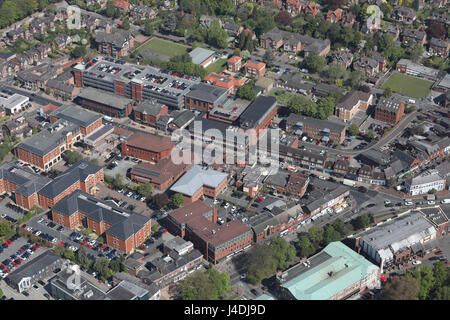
xmin=188 ymin=47 xmax=216 ymax=65
xmin=76 ymin=87 xmax=133 ymax=110
xmin=124 ymin=131 xmax=175 ymax=153
xmin=50 ymin=104 xmax=102 ymax=128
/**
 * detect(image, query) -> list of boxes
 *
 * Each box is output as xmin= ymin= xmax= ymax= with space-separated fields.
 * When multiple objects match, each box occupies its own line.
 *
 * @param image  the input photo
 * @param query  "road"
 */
xmin=0 ymin=84 xmax=63 ymax=107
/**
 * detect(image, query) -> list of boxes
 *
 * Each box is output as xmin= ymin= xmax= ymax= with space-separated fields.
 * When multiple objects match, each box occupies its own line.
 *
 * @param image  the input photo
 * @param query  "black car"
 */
xmin=48 ymin=222 xmax=56 ymax=228
xmin=366 ymin=203 xmax=376 ymax=208
xmin=358 ymin=186 xmax=368 ymax=193
xmin=22 ymin=291 xmax=29 ymax=297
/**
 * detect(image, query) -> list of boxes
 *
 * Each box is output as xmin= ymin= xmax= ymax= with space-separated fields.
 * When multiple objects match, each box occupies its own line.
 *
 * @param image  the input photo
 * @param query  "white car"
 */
xmin=35 ymin=231 xmax=42 ymax=236
xmin=213 ymin=199 xmax=219 ymax=205
xmin=0 ymin=272 xmax=7 ymax=279
xmin=405 ymin=201 xmax=413 ymax=206
xmin=318 ymin=176 xmax=326 ymax=180
xmin=231 ymin=206 xmax=237 ymax=211
xmin=127 ymin=192 xmax=133 ymax=197
xmin=223 ymin=203 xmax=229 ymax=209
xmin=428 ymin=200 xmax=435 ymax=205
xmin=38 ymin=218 xmax=44 ymax=223
xmin=384 ymin=200 xmax=391 ymax=205
xmin=140 ymin=197 xmax=145 ymax=202
xmin=26 ymin=227 xmax=33 ymax=232
xmin=51 ymin=238 xmax=58 ymax=244
xmin=0 ymin=213 xmax=6 ymax=218
xmin=412 ymin=260 xmax=422 ymax=265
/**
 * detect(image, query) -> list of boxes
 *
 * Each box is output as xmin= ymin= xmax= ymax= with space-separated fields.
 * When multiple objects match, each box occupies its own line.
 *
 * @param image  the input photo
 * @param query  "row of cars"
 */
xmin=69 ymin=232 xmax=120 ymax=261
xmin=0 ymin=238 xmax=41 ymax=279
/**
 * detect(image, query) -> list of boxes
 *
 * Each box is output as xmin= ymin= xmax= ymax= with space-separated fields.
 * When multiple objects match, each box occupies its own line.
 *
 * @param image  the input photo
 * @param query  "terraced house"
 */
xmin=51 ymin=190 xmax=151 ymax=254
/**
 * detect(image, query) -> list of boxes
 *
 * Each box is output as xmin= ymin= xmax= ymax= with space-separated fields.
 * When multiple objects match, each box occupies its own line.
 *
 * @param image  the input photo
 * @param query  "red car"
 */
xmin=435 ymin=251 xmax=443 ymax=255
xmin=18 ymin=248 xmax=25 ymax=253
xmin=87 ymin=244 xmax=92 ymax=249
xmin=99 ymin=244 xmax=107 ymax=251
xmin=59 ymin=241 xmax=64 ymax=246
xmin=162 ymin=229 xmax=168 ymax=234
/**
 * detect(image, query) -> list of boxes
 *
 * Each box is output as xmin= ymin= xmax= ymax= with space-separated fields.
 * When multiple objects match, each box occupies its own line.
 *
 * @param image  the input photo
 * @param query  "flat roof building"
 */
xmin=0 ymin=93 xmax=29 ymax=115
xmin=189 ymin=47 xmax=216 ymax=67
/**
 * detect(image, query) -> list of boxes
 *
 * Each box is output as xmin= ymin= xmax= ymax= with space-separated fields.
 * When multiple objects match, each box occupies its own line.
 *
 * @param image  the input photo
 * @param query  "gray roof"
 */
xmin=6 ymin=250 xmax=62 ymax=286
xmin=134 ymin=100 xmax=165 ymax=116
xmin=94 ymin=29 xmax=133 ymax=47
xmin=46 ymin=79 xmax=75 ymax=94
xmin=188 ymin=47 xmax=215 ymax=65
xmin=172 ymin=109 xmax=195 ymax=128
xmin=76 ymin=88 xmax=133 ymax=110
xmin=17 ymin=119 xmax=80 ymax=156
xmin=185 ymin=83 xmax=228 ymax=104
xmin=50 ymin=105 xmax=102 ymax=128
xmin=238 ymin=96 xmax=277 ymax=130
xmin=286 ymin=114 xmax=346 ymax=132
xmin=38 ymin=160 xmax=103 ymax=199
xmin=406 ymin=169 xmax=445 ymax=187
xmin=304 ymin=186 xmax=349 ymax=213
xmin=52 ymin=190 xmax=150 ymax=241
xmin=169 ymin=165 xmax=228 ymax=197
xmin=265 ymin=171 xmax=290 ymax=188
xmin=0 ymin=162 xmax=51 ymax=197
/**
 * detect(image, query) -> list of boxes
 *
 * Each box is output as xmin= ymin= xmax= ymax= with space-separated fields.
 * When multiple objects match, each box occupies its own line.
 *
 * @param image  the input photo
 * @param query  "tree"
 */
xmin=297 ymin=236 xmax=315 ymax=258
xmin=383 ymin=87 xmax=392 ymax=98
xmin=349 ymin=70 xmax=365 ymax=89
xmin=0 ymin=287 xmax=3 ymax=299
xmin=317 ymin=97 xmax=335 ymax=120
xmin=137 ymin=183 xmax=153 ymax=199
xmin=262 ymin=49 xmax=275 ymax=68
xmin=71 ymin=45 xmax=86 ymax=58
xmin=170 ymin=193 xmax=184 ymax=209
xmin=322 ymin=226 xmax=341 ymax=246
xmin=275 ymin=10 xmax=292 ymax=26
xmin=153 ymin=193 xmax=169 ymax=209
xmin=63 ymin=249 xmax=75 ymax=261
xmin=308 ymin=225 xmax=324 ymax=246
xmin=427 ymin=20 xmax=447 ymax=40
xmin=181 ymin=268 xmax=230 ymax=300
xmin=243 ymin=244 xmax=277 ymax=285
xmin=93 ymin=257 xmax=113 ymax=280
xmin=160 ymin=12 xmax=177 ymax=34
xmin=327 ymin=63 xmax=346 ymax=82
xmin=303 ymin=54 xmax=326 ymax=73
xmin=353 ymin=214 xmax=371 ymax=230
xmin=207 ymin=19 xmax=228 ymax=48
xmin=121 ymin=18 xmax=130 ymax=30
xmin=270 ymin=238 xmax=296 ymax=270
xmin=113 ymin=173 xmax=124 ymax=189
xmin=143 ymin=19 xmax=154 ymax=36
xmin=411 ymin=125 xmax=424 ymax=136
xmin=287 ymin=95 xmax=309 ymax=114
xmin=0 ymin=220 xmax=12 ymax=237
xmin=331 ymin=219 xmax=346 ymax=236
xmin=236 ymin=83 xmax=256 ymax=100
xmin=367 ymin=130 xmax=376 ymax=141
xmin=347 ymin=123 xmax=359 ymax=136
xmin=64 ymin=150 xmax=83 ymax=165
xmin=105 ymin=0 xmax=115 ymax=17
xmin=383 ymin=276 xmax=420 ymax=300
xmin=76 ymin=247 xmax=89 ymax=266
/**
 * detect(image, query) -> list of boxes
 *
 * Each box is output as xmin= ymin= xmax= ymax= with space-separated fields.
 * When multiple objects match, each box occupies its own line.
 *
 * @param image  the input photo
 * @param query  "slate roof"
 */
xmin=52 ymin=190 xmax=150 ymax=241
xmin=0 ymin=162 xmax=51 ymax=197
xmin=238 ymin=96 xmax=277 ymax=130
xmin=185 ymin=83 xmax=228 ymax=104
xmin=50 ymin=105 xmax=102 ymax=128
xmin=38 ymin=160 xmax=102 ymax=199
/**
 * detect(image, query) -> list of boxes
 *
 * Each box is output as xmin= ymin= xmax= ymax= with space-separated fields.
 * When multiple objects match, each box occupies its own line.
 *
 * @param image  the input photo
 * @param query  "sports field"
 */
xmin=133 ymin=37 xmax=188 ymax=58
xmin=382 ymin=72 xmax=433 ymax=98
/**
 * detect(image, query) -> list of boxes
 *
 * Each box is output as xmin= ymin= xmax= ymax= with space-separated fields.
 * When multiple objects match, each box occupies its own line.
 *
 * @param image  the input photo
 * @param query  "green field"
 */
xmin=205 ymin=58 xmax=227 ymax=74
xmin=133 ymin=37 xmax=188 ymax=58
xmin=382 ymin=72 xmax=433 ymax=98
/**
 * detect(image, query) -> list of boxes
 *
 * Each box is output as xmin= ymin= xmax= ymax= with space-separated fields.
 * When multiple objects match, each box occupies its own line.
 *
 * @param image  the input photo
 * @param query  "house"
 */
xmin=301 ymin=1 xmax=320 ymax=16
xmin=335 ymin=90 xmax=373 ymax=121
xmin=392 ymin=6 xmax=416 ymax=24
xmin=429 ymin=38 xmax=449 ymax=57
xmin=227 ymin=56 xmax=242 ymax=72
xmin=402 ymin=28 xmax=427 ymax=46
xmin=285 ymin=0 xmax=302 ymax=16
xmin=244 ymin=61 xmax=266 ymax=78
xmin=276 ymin=73 xmax=314 ymax=95
xmin=6 ymin=27 xmax=31 ymax=42
xmin=223 ymin=20 xmax=243 ymax=38
xmin=130 ymin=5 xmax=157 ymax=20
xmin=184 ymin=83 xmax=228 ymax=112
xmin=285 ymin=114 xmax=346 ymax=144
xmin=169 ymin=165 xmax=229 ymax=204
xmin=51 ymin=190 xmax=151 ymax=254
xmin=53 ymin=34 xmax=72 ymax=50
xmin=75 ymin=88 xmax=134 ymax=118
xmin=238 ymin=96 xmax=278 ymax=133
xmin=383 ymin=23 xmax=401 ymax=42
xmin=332 ymin=50 xmax=353 ymax=68
xmin=114 ymin=0 xmax=131 ymax=12
xmin=326 ymin=8 xmax=343 ymax=23
xmin=94 ymin=29 xmax=134 ymax=57
xmin=353 ymin=57 xmax=382 ymax=78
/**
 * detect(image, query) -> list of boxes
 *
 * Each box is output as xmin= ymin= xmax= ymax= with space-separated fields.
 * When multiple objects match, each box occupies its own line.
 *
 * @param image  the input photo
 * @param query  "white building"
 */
xmin=405 ymin=169 xmax=446 ymax=196
xmin=356 ymin=211 xmax=437 ymax=271
xmin=0 ymin=93 xmax=29 ymax=115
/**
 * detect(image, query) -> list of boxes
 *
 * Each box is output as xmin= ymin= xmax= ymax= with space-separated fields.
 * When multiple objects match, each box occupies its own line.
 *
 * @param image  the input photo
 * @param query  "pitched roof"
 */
xmin=124 ymin=131 xmax=174 ymax=153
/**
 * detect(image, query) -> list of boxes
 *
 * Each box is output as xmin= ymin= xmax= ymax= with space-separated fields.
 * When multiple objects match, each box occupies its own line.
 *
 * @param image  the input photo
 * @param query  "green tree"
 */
xmin=382 ymin=276 xmax=420 ymax=300
xmin=236 ymin=83 xmax=256 ymax=100
xmin=349 ymin=70 xmax=365 ymax=89
xmin=207 ymin=19 xmax=228 ymax=48
xmin=297 ymin=235 xmax=315 ymax=258
xmin=71 ymin=45 xmax=86 ymax=58
xmin=322 ymin=226 xmax=341 ymax=246
xmin=105 ymin=0 xmax=115 ymax=17
xmin=0 ymin=220 xmax=12 ymax=237
xmin=308 ymin=225 xmax=324 ymax=246
xmin=143 ymin=19 xmax=154 ymax=36
xmin=383 ymin=87 xmax=392 ymax=98
xmin=64 ymin=150 xmax=83 ymax=164
xmin=287 ymin=95 xmax=309 ymax=114
xmin=243 ymin=243 xmax=277 ymax=285
xmin=113 ymin=173 xmax=125 ymax=189
xmin=367 ymin=130 xmax=376 ymax=141
xmin=327 ymin=62 xmax=346 ymax=82
xmin=93 ymin=257 xmax=113 ymax=280
xmin=63 ymin=249 xmax=75 ymax=261
xmin=137 ymin=182 xmax=153 ymax=199
xmin=0 ymin=287 xmax=3 ymax=299
xmin=331 ymin=219 xmax=346 ymax=236
xmin=270 ymin=238 xmax=296 ymax=270
xmin=303 ymin=54 xmax=326 ymax=73
xmin=170 ymin=193 xmax=184 ymax=209
xmin=262 ymin=49 xmax=275 ymax=68
xmin=317 ymin=97 xmax=335 ymax=120
xmin=121 ymin=18 xmax=130 ymax=30
xmin=76 ymin=247 xmax=89 ymax=266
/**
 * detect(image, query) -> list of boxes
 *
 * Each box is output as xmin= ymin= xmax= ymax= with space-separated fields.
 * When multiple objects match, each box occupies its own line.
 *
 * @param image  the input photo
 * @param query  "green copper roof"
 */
xmin=254 ymin=294 xmax=274 ymax=300
xmin=281 ymin=242 xmax=378 ymax=300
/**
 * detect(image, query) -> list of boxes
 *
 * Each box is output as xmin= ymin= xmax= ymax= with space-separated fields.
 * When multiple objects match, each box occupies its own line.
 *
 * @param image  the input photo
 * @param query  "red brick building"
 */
xmin=204 ymin=72 xmax=245 ymax=95
xmin=227 ymin=56 xmax=242 ymax=72
xmin=184 ymin=83 xmax=228 ymax=113
xmin=49 ymin=105 xmax=103 ymax=136
xmin=244 ymin=61 xmax=266 ymax=78
xmin=120 ymin=131 xmax=175 ymax=163
xmin=167 ymin=201 xmax=253 ymax=264
xmin=129 ymin=158 xmax=190 ymax=191
xmin=52 ymin=190 xmax=151 ymax=254
xmin=169 ymin=165 xmax=229 ymax=205
xmin=374 ymin=98 xmax=405 ymax=125
xmin=37 ymin=160 xmax=104 ymax=209
xmin=133 ymin=101 xmax=169 ymax=126
xmin=15 ymin=120 xmax=82 ymax=171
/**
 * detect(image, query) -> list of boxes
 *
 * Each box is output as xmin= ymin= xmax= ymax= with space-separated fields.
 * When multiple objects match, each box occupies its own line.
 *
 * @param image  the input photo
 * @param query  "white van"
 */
xmin=408 ymin=99 xmax=416 ymax=104
xmin=440 ymin=199 xmax=450 ymax=204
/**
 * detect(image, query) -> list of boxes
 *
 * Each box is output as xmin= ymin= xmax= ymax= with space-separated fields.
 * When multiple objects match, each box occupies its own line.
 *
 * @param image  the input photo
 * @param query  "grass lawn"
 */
xmin=133 ymin=37 xmax=188 ymax=58
xmin=268 ymin=89 xmax=297 ymax=106
xmin=205 ymin=58 xmax=227 ymax=74
xmin=382 ymin=72 xmax=433 ymax=98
